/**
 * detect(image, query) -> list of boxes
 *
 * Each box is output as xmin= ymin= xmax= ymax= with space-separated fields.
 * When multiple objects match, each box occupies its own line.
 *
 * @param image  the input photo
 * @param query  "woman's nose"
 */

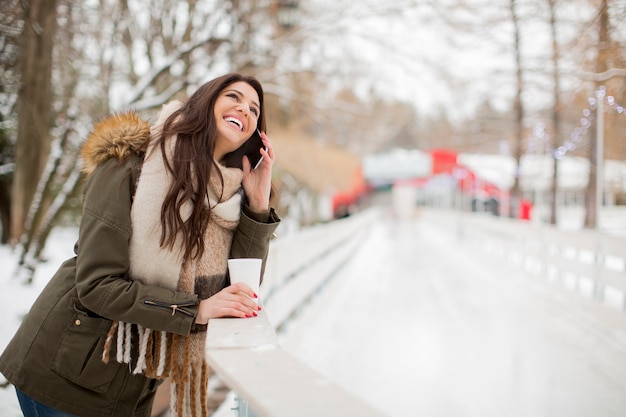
xmin=236 ymin=103 xmax=250 ymax=116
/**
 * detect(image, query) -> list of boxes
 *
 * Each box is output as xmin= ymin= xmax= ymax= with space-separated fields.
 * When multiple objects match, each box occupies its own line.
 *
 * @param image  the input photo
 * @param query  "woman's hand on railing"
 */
xmin=196 ymin=283 xmax=261 ymax=323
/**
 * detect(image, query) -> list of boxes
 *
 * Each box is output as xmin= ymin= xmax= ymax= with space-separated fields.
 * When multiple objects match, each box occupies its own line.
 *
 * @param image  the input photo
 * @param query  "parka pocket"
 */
xmin=51 ymin=311 xmax=119 ymax=393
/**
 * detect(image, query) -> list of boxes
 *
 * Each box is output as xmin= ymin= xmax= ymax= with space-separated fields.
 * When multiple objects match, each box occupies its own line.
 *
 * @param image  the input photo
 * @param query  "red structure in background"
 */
xmin=429 ymin=148 xmax=502 ymax=195
xmin=519 ymin=199 xmax=532 ymax=220
xmin=430 ymin=148 xmax=459 ymax=175
xmin=424 ymin=148 xmax=531 ymax=219
xmin=331 ymin=167 xmax=371 ymax=216
xmin=357 ymin=147 xmax=533 ymax=220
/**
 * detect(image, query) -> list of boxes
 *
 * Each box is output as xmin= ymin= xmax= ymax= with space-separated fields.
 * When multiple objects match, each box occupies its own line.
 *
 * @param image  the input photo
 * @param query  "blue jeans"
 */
xmin=15 ymin=388 xmax=78 ymax=417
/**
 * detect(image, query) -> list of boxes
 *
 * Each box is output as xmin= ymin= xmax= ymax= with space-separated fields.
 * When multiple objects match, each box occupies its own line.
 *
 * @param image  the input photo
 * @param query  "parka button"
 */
xmin=75 ymin=319 xmax=81 ymax=326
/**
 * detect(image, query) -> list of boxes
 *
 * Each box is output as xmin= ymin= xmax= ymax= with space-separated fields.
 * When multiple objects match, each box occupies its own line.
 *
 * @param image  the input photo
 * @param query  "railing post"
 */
xmin=233 ymin=395 xmax=259 ymax=417
xmin=594 ymin=235 xmax=605 ymax=301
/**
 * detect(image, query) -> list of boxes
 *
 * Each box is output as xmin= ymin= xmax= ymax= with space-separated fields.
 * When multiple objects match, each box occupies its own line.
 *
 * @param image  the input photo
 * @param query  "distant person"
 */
xmin=0 ymin=73 xmax=280 ymax=417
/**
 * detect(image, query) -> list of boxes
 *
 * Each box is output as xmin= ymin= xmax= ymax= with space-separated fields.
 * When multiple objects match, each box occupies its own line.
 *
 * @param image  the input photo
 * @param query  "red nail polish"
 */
xmin=245 ymin=313 xmax=250 ymax=318
xmin=253 ymin=293 xmax=258 ymax=298
xmin=257 ymin=306 xmax=262 ymax=311
xmin=252 ymin=311 xmax=258 ymax=317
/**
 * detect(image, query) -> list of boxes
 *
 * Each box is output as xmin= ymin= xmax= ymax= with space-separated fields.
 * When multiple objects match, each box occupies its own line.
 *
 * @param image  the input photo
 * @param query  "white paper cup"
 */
xmin=227 ymin=258 xmax=262 ymax=302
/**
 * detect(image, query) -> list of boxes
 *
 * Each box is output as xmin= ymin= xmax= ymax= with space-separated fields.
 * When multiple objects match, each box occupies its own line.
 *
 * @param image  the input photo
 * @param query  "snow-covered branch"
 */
xmin=131 ymin=79 xmax=187 ymax=112
xmin=126 ymin=36 xmax=227 ymax=106
xmin=0 ymin=163 xmax=14 ymax=176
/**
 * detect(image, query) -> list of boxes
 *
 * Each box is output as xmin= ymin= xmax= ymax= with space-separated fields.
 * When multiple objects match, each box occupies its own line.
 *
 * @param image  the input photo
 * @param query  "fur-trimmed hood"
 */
xmin=81 ymin=111 xmax=151 ymax=176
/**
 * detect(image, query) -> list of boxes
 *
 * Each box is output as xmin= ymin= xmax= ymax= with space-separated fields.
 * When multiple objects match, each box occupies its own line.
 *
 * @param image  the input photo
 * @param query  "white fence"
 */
xmin=207 ymin=208 xmax=386 ymax=417
xmin=422 ymin=209 xmax=626 ymax=311
xmin=261 ymin=208 xmax=378 ymax=328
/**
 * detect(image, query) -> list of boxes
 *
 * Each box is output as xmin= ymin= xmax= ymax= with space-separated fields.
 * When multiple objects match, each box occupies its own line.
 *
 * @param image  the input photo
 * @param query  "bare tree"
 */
xmin=13 ymin=0 xmax=283 ymax=279
xmin=0 ymin=0 xmax=22 ymax=243
xmin=509 ymin=0 xmax=525 ymax=218
xmin=547 ymin=0 xmax=562 ymax=225
xmin=10 ymin=0 xmax=58 ymax=244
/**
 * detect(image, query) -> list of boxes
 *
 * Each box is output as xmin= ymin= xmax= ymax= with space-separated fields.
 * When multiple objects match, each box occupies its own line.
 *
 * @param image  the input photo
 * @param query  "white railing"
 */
xmin=261 ymin=208 xmax=378 ymax=329
xmin=207 ymin=207 xmax=386 ymax=417
xmin=205 ymin=310 xmax=386 ymax=417
xmin=422 ymin=208 xmax=626 ymax=311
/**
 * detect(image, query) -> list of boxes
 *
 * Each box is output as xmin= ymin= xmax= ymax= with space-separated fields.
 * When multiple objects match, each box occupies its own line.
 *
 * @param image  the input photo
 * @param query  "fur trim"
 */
xmin=81 ymin=111 xmax=151 ymax=176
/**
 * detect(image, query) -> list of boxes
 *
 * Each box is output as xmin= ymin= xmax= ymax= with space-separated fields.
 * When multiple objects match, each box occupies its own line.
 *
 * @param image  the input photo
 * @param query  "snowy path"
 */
xmin=278 ymin=212 xmax=626 ymax=417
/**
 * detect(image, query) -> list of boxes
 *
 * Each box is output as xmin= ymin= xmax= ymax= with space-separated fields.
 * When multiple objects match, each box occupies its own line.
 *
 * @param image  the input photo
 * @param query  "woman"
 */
xmin=0 ymin=73 xmax=280 ymax=417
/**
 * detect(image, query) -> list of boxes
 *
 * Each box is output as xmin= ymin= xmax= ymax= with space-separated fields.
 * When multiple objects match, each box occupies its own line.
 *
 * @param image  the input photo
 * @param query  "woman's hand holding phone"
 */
xmin=242 ymin=130 xmax=273 ymax=212
xmin=252 ymin=129 xmax=268 ymax=170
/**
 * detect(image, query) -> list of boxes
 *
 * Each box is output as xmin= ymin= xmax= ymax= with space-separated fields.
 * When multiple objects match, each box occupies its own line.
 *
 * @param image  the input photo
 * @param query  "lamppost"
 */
xmin=595 ymin=86 xmax=605 ymax=230
xmin=578 ymin=67 xmax=626 ymax=229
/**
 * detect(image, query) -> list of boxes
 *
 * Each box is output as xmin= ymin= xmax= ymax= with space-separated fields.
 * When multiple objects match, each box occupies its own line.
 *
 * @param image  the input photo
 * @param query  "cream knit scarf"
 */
xmin=102 ymin=101 xmax=243 ymax=417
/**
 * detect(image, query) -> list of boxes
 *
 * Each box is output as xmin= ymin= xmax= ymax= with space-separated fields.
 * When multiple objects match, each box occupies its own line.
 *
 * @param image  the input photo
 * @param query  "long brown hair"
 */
xmin=154 ymin=73 xmax=266 ymax=261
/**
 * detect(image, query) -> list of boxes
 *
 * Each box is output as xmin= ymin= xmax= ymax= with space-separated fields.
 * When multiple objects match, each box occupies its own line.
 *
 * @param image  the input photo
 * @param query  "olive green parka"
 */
xmin=0 ymin=112 xmax=280 ymax=417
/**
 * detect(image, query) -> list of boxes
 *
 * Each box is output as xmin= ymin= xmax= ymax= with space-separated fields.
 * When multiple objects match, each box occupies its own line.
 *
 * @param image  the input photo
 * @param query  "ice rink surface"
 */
xmin=279 ymin=212 xmax=626 ymax=417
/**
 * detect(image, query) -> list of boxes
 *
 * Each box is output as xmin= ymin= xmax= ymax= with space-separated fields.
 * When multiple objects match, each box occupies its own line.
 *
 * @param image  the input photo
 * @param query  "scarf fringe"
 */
xmin=102 ymin=321 xmax=119 ymax=363
xmin=102 ymin=321 xmax=210 ymax=417
xmin=133 ymin=325 xmax=151 ymax=375
xmin=170 ymin=361 xmax=209 ymax=417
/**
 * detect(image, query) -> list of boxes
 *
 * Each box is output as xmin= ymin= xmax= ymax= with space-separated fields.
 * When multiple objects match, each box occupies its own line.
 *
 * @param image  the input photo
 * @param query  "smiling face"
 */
xmin=213 ymin=81 xmax=261 ymax=161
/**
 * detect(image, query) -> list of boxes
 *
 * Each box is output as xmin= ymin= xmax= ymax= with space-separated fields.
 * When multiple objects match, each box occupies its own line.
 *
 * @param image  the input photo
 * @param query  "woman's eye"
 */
xmin=226 ymin=92 xmax=258 ymax=116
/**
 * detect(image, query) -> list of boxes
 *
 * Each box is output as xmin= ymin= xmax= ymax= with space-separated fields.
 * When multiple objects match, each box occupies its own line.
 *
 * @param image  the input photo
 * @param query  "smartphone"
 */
xmin=244 ymin=129 xmax=267 ymax=170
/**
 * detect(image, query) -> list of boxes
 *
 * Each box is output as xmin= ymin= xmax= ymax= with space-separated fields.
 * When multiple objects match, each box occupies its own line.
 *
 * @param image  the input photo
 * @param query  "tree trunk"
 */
xmin=0 ymin=175 xmax=10 ymax=243
xmin=548 ymin=0 xmax=561 ymax=225
xmin=509 ymin=0 xmax=524 ymax=219
xmin=10 ymin=0 xmax=58 ymax=243
xmin=0 ymin=0 xmax=22 ymax=244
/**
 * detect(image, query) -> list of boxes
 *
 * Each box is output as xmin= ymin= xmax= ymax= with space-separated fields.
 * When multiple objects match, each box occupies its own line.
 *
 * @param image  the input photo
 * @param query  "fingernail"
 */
xmin=253 ymin=293 xmax=258 ymax=298
xmin=252 ymin=311 xmax=258 ymax=317
xmin=245 ymin=314 xmax=250 ymax=318
xmin=257 ymin=306 xmax=262 ymax=311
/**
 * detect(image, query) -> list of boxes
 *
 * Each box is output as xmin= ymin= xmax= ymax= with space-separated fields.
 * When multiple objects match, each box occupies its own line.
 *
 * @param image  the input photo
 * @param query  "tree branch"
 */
xmin=577 ymin=68 xmax=626 ymax=82
xmin=126 ymin=36 xmax=227 ymax=106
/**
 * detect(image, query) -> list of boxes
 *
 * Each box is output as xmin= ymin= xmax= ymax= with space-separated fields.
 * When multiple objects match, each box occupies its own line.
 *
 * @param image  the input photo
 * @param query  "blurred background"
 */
xmin=1 ymin=2 xmax=626 ymax=416
xmin=0 ymin=0 xmax=625 ymax=278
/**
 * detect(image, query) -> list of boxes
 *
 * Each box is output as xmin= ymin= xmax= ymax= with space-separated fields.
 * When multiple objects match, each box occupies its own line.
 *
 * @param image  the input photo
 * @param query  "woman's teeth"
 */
xmin=224 ymin=117 xmax=243 ymax=131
